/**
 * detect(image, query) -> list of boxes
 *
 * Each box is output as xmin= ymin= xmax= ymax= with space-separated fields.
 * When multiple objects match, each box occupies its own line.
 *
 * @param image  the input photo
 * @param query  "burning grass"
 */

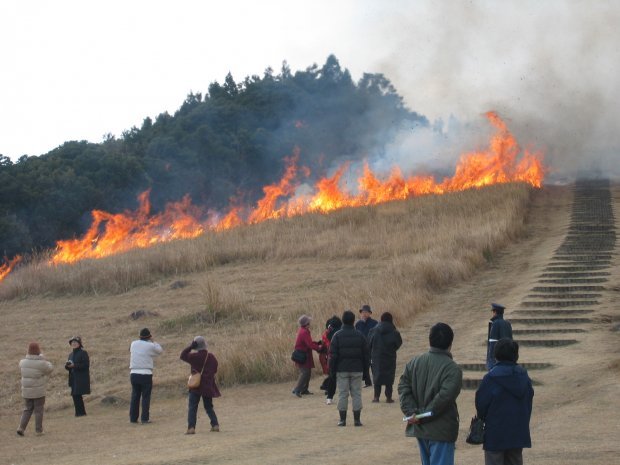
xmin=0 ymin=182 xmax=533 ymax=403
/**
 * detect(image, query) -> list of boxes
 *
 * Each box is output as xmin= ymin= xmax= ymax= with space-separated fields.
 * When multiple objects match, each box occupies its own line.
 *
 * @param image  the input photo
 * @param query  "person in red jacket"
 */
xmin=180 ymin=336 xmax=221 ymax=434
xmin=292 ymin=315 xmax=322 ymax=397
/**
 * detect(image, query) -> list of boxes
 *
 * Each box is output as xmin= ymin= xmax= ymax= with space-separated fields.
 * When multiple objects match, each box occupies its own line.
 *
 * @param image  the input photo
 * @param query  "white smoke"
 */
xmin=352 ymin=0 xmax=620 ymax=182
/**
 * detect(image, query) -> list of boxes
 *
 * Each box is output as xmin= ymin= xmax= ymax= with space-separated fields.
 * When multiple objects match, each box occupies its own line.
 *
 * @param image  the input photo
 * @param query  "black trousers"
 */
xmin=72 ymin=395 xmax=86 ymax=416
xmin=130 ymin=373 xmax=153 ymax=423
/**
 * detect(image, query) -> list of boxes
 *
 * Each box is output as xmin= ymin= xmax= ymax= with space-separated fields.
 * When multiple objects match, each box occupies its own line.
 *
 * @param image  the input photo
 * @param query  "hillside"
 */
xmin=0 ymin=55 xmax=426 ymax=258
xmin=0 ymin=182 xmax=618 ymax=465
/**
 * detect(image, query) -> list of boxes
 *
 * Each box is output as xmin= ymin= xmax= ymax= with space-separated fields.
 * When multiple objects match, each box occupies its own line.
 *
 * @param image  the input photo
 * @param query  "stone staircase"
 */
xmin=461 ymin=179 xmax=617 ymax=389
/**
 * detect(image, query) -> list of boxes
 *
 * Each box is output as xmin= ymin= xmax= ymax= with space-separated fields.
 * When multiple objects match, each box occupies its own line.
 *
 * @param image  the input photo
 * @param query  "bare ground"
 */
xmin=1 ymin=184 xmax=619 ymax=465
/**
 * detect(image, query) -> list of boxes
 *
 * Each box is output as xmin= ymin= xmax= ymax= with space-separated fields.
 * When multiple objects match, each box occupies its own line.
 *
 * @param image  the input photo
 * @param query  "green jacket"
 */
xmin=398 ymin=347 xmax=463 ymax=442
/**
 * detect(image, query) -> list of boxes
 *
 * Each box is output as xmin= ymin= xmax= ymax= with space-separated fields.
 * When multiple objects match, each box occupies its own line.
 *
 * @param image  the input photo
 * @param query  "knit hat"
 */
xmin=139 ymin=328 xmax=152 ymax=339
xmin=298 ymin=315 xmax=312 ymax=327
xmin=193 ymin=336 xmax=207 ymax=350
xmin=28 ymin=342 xmax=41 ymax=355
xmin=68 ymin=336 xmax=83 ymax=347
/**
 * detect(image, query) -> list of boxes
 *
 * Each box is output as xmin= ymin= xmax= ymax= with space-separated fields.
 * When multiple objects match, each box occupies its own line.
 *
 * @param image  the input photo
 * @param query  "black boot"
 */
xmin=353 ymin=410 xmax=363 ymax=427
xmin=338 ymin=410 xmax=347 ymax=427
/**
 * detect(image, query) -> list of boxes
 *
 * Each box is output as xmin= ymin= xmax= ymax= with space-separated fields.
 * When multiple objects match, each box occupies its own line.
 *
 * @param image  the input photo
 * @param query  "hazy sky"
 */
xmin=1 ymin=0 xmax=618 ymax=176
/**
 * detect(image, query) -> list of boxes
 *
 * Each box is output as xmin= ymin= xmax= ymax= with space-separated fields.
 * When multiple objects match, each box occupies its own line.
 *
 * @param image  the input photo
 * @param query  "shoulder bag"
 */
xmin=291 ymin=349 xmax=307 ymax=364
xmin=187 ymin=353 xmax=208 ymax=389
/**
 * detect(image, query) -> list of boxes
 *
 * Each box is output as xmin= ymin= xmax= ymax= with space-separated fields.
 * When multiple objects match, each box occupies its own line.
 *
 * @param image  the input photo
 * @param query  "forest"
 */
xmin=0 ymin=55 xmax=427 ymax=258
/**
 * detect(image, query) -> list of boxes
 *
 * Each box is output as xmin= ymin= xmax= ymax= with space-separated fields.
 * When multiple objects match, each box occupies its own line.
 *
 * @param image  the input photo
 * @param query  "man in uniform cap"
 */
xmin=486 ymin=303 xmax=513 ymax=370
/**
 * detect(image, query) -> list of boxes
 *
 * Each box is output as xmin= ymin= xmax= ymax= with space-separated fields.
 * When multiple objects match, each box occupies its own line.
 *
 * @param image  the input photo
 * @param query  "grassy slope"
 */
xmin=0 ymin=183 xmax=618 ymax=465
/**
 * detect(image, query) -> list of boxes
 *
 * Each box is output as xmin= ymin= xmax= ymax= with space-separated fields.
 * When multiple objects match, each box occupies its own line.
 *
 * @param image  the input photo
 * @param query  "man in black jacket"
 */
xmin=329 ymin=310 xmax=370 ymax=427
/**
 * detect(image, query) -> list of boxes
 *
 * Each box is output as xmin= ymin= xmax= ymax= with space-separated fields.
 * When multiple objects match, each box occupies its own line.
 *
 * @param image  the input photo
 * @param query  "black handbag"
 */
xmin=466 ymin=415 xmax=485 ymax=444
xmin=291 ymin=349 xmax=307 ymax=364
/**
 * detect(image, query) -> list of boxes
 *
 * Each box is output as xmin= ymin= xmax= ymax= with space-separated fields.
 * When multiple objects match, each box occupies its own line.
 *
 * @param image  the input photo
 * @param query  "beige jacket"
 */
xmin=20 ymin=354 xmax=53 ymax=399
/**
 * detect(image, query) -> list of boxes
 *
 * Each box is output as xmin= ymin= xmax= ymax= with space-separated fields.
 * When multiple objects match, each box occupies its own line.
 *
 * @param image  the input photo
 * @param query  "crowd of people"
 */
xmin=16 ymin=328 xmax=220 ymax=437
xmin=293 ymin=303 xmax=534 ymax=465
xmin=16 ymin=302 xmax=533 ymax=465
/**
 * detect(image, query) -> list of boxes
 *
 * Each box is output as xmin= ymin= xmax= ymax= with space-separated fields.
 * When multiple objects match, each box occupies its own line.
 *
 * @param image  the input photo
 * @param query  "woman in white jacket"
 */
xmin=17 ymin=342 xmax=53 ymax=436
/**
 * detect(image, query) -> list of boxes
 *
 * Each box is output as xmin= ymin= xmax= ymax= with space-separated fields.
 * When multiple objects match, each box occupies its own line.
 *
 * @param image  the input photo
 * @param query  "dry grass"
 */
xmin=0 ymin=183 xmax=533 ymax=409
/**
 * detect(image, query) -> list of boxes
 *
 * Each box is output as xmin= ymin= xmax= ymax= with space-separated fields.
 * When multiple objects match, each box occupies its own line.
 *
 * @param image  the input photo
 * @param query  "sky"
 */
xmin=1 ymin=0 xmax=619 ymax=178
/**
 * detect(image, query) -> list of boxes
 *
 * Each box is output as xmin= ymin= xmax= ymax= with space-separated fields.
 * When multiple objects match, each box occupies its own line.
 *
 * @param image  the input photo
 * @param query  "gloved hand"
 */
xmin=190 ymin=340 xmax=198 ymax=349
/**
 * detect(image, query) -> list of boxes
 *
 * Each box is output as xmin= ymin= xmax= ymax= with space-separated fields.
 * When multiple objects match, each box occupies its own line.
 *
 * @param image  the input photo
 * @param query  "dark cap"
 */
xmin=68 ymin=336 xmax=83 ymax=347
xmin=139 ymin=328 xmax=152 ymax=339
xmin=491 ymin=303 xmax=506 ymax=313
xmin=359 ymin=304 xmax=372 ymax=314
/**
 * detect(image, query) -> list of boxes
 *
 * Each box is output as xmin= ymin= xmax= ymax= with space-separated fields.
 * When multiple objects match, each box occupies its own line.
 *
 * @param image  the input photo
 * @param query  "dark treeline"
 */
xmin=0 ymin=55 xmax=427 ymax=257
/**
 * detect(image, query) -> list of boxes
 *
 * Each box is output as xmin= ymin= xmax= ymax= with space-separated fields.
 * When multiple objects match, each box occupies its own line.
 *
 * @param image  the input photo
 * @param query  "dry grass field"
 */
xmin=0 ymin=182 xmax=618 ymax=465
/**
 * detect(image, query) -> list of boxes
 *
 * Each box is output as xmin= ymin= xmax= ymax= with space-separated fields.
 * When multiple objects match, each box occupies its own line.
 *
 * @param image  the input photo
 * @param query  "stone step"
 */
xmin=462 ymin=378 xmax=543 ymax=390
xmin=544 ymin=266 xmax=609 ymax=271
xmin=459 ymin=362 xmax=552 ymax=371
xmin=531 ymin=286 xmax=605 ymax=292
xmin=513 ymin=309 xmax=594 ymax=315
xmin=515 ymin=339 xmax=578 ymax=347
xmin=539 ymin=278 xmax=608 ymax=284
xmin=513 ymin=328 xmax=587 ymax=334
xmin=539 ymin=272 xmax=610 ymax=278
xmin=526 ymin=294 xmax=601 ymax=299
xmin=510 ymin=317 xmax=593 ymax=324
xmin=520 ymin=301 xmax=598 ymax=307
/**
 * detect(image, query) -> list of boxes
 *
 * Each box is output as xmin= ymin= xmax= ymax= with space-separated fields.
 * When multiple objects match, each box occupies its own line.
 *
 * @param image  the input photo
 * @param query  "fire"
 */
xmin=0 ymin=255 xmax=22 ymax=281
xmin=50 ymin=190 xmax=206 ymax=264
xmin=0 ymin=111 xmax=545 ymax=281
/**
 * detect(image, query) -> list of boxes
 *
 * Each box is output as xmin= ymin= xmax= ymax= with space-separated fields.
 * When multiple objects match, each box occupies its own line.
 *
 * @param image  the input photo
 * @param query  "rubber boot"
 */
xmin=353 ymin=410 xmax=363 ymax=426
xmin=338 ymin=410 xmax=347 ymax=427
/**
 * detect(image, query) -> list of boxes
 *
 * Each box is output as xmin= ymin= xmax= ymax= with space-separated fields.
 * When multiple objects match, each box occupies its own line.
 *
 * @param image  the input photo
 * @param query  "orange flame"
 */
xmin=0 ymin=255 xmax=22 ymax=281
xmin=50 ymin=190 xmax=206 ymax=264
xmin=0 ymin=111 xmax=545 ymax=281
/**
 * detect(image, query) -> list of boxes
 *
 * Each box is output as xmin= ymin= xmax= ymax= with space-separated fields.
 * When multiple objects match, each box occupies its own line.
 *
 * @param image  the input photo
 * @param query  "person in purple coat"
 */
xmin=476 ymin=338 xmax=534 ymax=465
xmin=180 ymin=336 xmax=221 ymax=434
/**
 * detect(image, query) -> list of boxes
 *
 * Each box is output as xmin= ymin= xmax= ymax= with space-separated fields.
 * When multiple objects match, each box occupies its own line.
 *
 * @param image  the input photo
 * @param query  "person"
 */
xmin=17 ymin=342 xmax=53 ymax=436
xmin=368 ymin=312 xmax=402 ymax=403
xmin=180 ymin=336 xmax=221 ymax=434
xmin=292 ymin=315 xmax=322 ymax=397
xmin=329 ymin=310 xmax=370 ymax=427
xmin=65 ymin=336 xmax=90 ymax=417
xmin=129 ymin=327 xmax=163 ymax=424
xmin=486 ymin=303 xmax=513 ymax=370
xmin=354 ymin=304 xmax=378 ymax=338
xmin=476 ymin=338 xmax=534 ymax=465
xmin=355 ymin=304 xmax=377 ymax=387
xmin=319 ymin=315 xmax=342 ymax=405
xmin=398 ymin=322 xmax=463 ymax=465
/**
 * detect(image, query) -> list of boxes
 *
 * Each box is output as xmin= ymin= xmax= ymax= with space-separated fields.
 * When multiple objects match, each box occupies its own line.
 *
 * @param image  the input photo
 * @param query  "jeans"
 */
xmin=187 ymin=391 xmax=219 ymax=428
xmin=72 ymin=395 xmax=86 ymax=416
xmin=19 ymin=397 xmax=45 ymax=433
xmin=130 ymin=373 xmax=153 ymax=423
xmin=485 ymin=448 xmax=524 ymax=465
xmin=416 ymin=438 xmax=455 ymax=465
xmin=293 ymin=367 xmax=311 ymax=393
xmin=336 ymin=372 xmax=363 ymax=411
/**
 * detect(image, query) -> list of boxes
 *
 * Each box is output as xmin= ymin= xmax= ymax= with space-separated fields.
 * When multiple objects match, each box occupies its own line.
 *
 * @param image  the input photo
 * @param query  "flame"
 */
xmin=0 ymin=111 xmax=545 ymax=282
xmin=0 ymin=255 xmax=22 ymax=281
xmin=50 ymin=190 xmax=206 ymax=264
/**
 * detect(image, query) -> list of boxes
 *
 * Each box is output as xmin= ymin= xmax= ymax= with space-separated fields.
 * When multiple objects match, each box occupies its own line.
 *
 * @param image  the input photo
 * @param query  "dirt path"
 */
xmin=1 ymin=183 xmax=618 ymax=465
